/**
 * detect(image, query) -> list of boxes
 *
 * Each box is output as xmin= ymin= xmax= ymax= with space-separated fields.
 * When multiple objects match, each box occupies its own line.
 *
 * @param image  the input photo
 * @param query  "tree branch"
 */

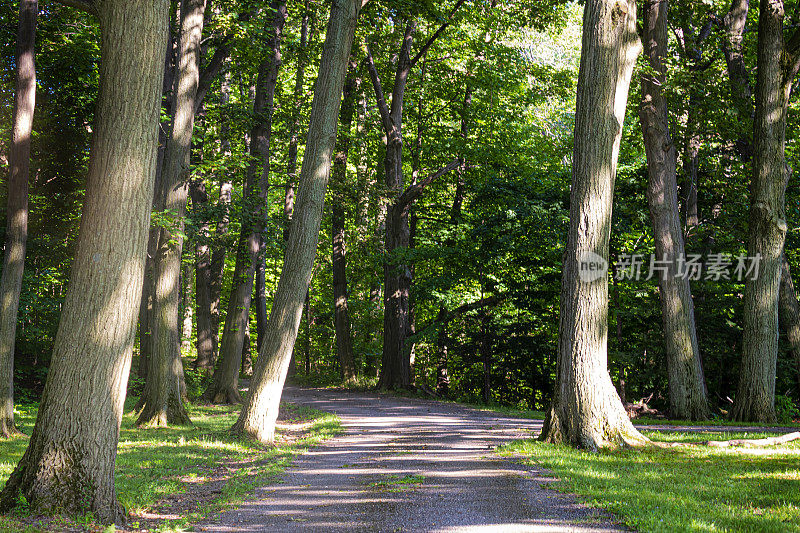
xmin=410 ymin=0 xmax=468 ymax=67
xmin=194 ymin=39 xmax=231 ymax=115
xmin=395 ymin=158 xmax=460 ymax=209
xmin=51 ymin=0 xmax=97 ymax=15
xmin=365 ymin=44 xmax=392 ymax=135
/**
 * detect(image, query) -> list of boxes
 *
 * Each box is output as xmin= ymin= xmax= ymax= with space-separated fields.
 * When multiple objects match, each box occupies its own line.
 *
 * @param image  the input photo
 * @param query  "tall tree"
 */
xmin=539 ymin=0 xmax=648 ymax=449
xmin=640 ymin=0 xmax=709 ymax=420
xmin=0 ymin=0 xmax=169 ymax=520
xmin=137 ymin=0 xmax=207 ymax=427
xmin=203 ymin=0 xmax=287 ymax=404
xmin=231 ymin=0 xmax=363 ymax=443
xmin=366 ymin=1 xmax=465 ymax=390
xmin=731 ymin=0 xmax=800 ymax=422
xmin=0 ymin=0 xmax=37 ymax=438
xmin=331 ymin=57 xmax=359 ymax=382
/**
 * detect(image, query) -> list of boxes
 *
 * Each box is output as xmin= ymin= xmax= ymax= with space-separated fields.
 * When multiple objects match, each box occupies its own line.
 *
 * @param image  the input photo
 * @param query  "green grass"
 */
xmin=633 ymin=416 xmax=800 ymax=429
xmin=367 ymin=474 xmax=425 ymax=492
xmin=0 ymin=398 xmax=341 ymax=532
xmin=499 ymin=430 xmax=800 ymax=532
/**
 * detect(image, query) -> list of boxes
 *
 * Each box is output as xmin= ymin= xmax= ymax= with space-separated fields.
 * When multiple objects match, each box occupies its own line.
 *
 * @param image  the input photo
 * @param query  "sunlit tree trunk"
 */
xmin=0 ymin=0 xmax=168 ymax=520
xmin=732 ymin=0 xmax=798 ymax=422
xmin=231 ymin=0 xmax=363 ymax=443
xmin=203 ymin=0 xmax=286 ymax=404
xmin=0 ymin=0 xmax=36 ymax=438
xmin=640 ymin=0 xmax=709 ymax=420
xmin=137 ymin=0 xmax=207 ymax=427
xmin=539 ymin=0 xmax=648 ymax=450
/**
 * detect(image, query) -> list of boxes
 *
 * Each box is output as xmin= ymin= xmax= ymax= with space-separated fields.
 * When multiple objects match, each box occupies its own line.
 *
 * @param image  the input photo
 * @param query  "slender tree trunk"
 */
xmin=203 ymin=0 xmax=286 ymax=404
xmin=0 ymin=0 xmax=168 ymax=521
xmin=0 ymin=0 xmax=36 ymax=438
xmin=138 ymin=0 xmax=207 ymax=427
xmin=332 ymin=58 xmax=358 ymax=382
xmin=231 ymin=0 xmax=363 ymax=443
xmin=732 ymin=0 xmax=795 ymax=422
xmin=779 ymin=256 xmax=800 ymax=386
xmin=181 ymin=259 xmax=194 ymax=354
xmin=720 ymin=0 xmax=754 ymax=161
xmin=480 ymin=310 xmax=491 ymax=404
xmin=640 ymin=0 xmax=709 ymax=420
xmin=539 ymin=0 xmax=648 ymax=450
xmin=683 ymin=90 xmax=700 ymax=235
xmin=191 ymin=180 xmax=215 ymax=370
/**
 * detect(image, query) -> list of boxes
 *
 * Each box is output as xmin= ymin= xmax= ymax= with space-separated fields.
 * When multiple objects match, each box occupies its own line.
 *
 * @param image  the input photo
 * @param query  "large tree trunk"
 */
xmin=731 ymin=0 xmax=796 ymax=422
xmin=137 ymin=0 xmax=207 ymax=427
xmin=0 ymin=0 xmax=168 ymax=521
xmin=203 ymin=0 xmax=286 ymax=404
xmin=332 ymin=58 xmax=358 ymax=382
xmin=539 ymin=0 xmax=648 ymax=450
xmin=0 ymin=0 xmax=36 ymax=438
xmin=231 ymin=0 xmax=362 ymax=443
xmin=640 ymin=0 xmax=709 ymax=420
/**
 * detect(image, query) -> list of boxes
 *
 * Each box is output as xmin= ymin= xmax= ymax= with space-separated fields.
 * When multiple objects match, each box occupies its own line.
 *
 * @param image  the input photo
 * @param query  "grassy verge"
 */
xmin=0 ymin=398 xmax=341 ymax=532
xmin=499 ymin=431 xmax=800 ymax=532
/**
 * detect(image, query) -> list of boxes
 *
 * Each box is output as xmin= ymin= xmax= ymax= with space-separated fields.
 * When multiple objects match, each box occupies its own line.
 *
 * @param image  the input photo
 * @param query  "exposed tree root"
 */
xmin=654 ymin=431 xmax=800 ymax=449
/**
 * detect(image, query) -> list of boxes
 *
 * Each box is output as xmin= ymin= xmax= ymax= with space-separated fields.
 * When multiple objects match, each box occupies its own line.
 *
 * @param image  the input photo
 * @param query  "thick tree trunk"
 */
xmin=539 ymin=0 xmax=648 ymax=450
xmin=137 ymin=0 xmax=207 ymax=427
xmin=732 ymin=0 xmax=794 ymax=422
xmin=640 ymin=0 xmax=709 ymax=420
xmin=0 ymin=0 xmax=36 ymax=438
xmin=231 ymin=0 xmax=362 ymax=443
xmin=0 ymin=0 xmax=168 ymax=521
xmin=203 ymin=0 xmax=286 ymax=404
xmin=332 ymin=59 xmax=358 ymax=382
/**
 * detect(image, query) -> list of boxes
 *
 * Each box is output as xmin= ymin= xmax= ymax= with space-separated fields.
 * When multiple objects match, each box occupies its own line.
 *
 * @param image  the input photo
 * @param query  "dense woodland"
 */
xmin=1 ymin=0 xmax=800 ymax=523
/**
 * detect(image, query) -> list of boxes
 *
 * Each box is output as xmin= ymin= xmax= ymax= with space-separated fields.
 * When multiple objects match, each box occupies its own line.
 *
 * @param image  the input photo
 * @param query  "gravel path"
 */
xmin=197 ymin=387 xmax=626 ymax=532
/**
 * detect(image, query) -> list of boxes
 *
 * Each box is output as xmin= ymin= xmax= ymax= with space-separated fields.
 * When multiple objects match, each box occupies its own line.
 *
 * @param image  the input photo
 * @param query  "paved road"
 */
xmin=197 ymin=387 xmax=625 ymax=532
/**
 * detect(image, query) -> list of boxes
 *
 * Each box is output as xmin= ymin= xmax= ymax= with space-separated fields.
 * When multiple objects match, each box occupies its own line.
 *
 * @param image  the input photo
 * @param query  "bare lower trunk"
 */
xmin=231 ymin=0 xmax=362 ymax=443
xmin=0 ymin=1 xmax=168 ymax=520
xmin=138 ymin=0 xmax=207 ymax=427
xmin=539 ymin=0 xmax=648 ymax=450
xmin=732 ymin=0 xmax=794 ymax=422
xmin=204 ymin=0 xmax=286 ymax=404
xmin=191 ymin=180 xmax=215 ymax=370
xmin=0 ymin=0 xmax=36 ymax=438
xmin=640 ymin=0 xmax=709 ymax=420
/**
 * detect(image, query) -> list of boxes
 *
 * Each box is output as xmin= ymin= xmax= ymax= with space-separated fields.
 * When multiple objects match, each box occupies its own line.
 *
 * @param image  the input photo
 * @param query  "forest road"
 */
xmin=197 ymin=386 xmax=627 ymax=532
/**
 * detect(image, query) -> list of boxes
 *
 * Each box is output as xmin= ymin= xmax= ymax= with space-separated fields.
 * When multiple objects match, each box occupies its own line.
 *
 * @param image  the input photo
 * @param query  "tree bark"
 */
xmin=732 ymin=0 xmax=797 ymax=422
xmin=0 ymin=0 xmax=168 ymax=520
xmin=0 ymin=0 xmax=36 ymax=438
xmin=539 ymin=0 xmax=648 ymax=450
xmin=137 ymin=0 xmax=207 ymax=427
xmin=779 ymin=256 xmax=800 ymax=387
xmin=640 ymin=0 xmax=710 ymax=420
xmin=332 ymin=58 xmax=358 ymax=382
xmin=191 ymin=179 xmax=215 ymax=370
xmin=203 ymin=0 xmax=286 ymax=404
xmin=181 ymin=258 xmax=194 ymax=354
xmin=231 ymin=0 xmax=362 ymax=443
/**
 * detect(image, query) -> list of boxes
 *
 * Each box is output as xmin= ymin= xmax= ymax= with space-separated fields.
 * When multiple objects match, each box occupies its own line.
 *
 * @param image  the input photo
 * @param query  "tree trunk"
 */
xmin=137 ymin=0 xmax=207 ymax=427
xmin=0 ymin=0 xmax=168 ymax=521
xmin=480 ymin=310 xmax=491 ymax=404
xmin=779 ymin=256 xmax=800 ymax=386
xmin=191 ymin=179 xmax=215 ymax=370
xmin=539 ymin=0 xmax=648 ymax=450
xmin=0 ymin=0 xmax=36 ymax=438
xmin=732 ymin=0 xmax=794 ymax=422
xmin=203 ymin=0 xmax=286 ymax=404
xmin=231 ymin=0 xmax=362 ymax=443
xmin=332 ymin=58 xmax=358 ymax=382
xmin=181 ymin=259 xmax=194 ymax=354
xmin=640 ymin=0 xmax=709 ymax=420
xmin=720 ymin=0 xmax=754 ymax=161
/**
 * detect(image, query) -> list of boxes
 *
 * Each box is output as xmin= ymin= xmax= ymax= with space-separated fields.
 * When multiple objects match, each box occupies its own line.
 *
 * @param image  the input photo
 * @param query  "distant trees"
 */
xmin=0 ymin=0 xmax=169 ymax=520
xmin=0 ymin=0 xmax=36 ymax=438
xmin=540 ymin=0 xmax=648 ymax=449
